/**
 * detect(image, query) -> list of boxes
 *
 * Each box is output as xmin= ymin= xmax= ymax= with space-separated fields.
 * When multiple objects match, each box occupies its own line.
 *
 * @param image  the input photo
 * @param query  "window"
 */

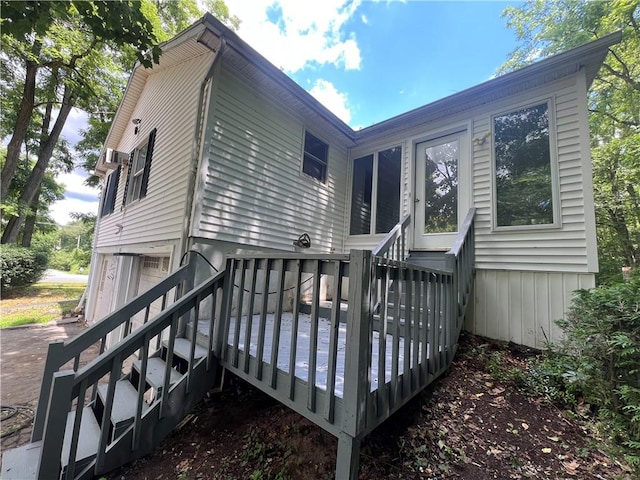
xmin=350 ymin=146 xmax=402 ymax=235
xmin=123 ymin=128 xmax=156 ymax=206
xmin=494 ymin=102 xmax=554 ymax=227
xmin=100 ymin=167 xmax=120 ymax=217
xmin=302 ymin=131 xmax=328 ymax=182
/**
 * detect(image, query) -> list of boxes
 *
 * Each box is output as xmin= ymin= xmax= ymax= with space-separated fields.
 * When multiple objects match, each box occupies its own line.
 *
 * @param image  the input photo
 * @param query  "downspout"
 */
xmin=178 ymin=35 xmax=227 ymax=272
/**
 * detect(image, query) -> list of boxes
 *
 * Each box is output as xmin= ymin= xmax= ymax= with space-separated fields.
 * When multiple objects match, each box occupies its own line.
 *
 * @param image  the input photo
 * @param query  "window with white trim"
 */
xmin=123 ymin=128 xmax=156 ymax=205
xmin=493 ymin=102 xmax=555 ymax=227
xmin=302 ymin=131 xmax=328 ymax=183
xmin=350 ymin=145 xmax=402 ymax=235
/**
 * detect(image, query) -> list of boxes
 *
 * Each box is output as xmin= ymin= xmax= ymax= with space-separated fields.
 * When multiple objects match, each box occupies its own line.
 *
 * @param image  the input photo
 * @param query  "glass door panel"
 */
xmin=414 ymin=132 xmax=467 ymax=249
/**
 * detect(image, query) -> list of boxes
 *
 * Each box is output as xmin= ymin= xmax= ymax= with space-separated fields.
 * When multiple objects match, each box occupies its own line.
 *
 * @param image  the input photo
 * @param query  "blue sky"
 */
xmin=54 ymin=0 xmax=522 ymax=224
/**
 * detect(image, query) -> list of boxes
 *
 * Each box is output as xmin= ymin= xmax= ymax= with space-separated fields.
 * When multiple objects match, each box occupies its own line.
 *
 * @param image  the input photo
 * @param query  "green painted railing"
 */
xmin=31 ymin=261 xmax=196 ymax=444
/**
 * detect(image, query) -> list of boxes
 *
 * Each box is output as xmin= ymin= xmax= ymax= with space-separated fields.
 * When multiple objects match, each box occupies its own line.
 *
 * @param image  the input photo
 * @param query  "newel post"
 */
xmin=337 ymin=250 xmax=373 ymax=479
xmin=37 ymin=370 xmax=74 ymax=480
xmin=31 ymin=341 xmax=65 ymax=442
xmin=444 ymin=252 xmax=458 ymax=362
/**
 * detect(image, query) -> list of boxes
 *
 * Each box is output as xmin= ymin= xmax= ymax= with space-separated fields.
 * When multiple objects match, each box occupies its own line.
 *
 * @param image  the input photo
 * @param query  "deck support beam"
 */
xmin=336 ymin=432 xmax=361 ymax=480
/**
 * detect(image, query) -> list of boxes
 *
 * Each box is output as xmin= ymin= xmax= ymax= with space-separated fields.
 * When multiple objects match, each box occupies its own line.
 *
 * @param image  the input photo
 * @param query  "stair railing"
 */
xmin=372 ymin=214 xmax=411 ymax=262
xmin=444 ymin=207 xmax=476 ymax=341
xmin=35 ymin=269 xmax=226 ymax=480
xmin=31 ymin=260 xmax=196 ymax=443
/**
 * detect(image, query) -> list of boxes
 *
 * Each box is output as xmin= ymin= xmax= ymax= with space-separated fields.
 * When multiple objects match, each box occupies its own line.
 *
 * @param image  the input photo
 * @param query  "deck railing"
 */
xmin=31 ymin=261 xmax=196 ymax=444
xmin=372 ymin=213 xmax=411 ymax=261
xmin=27 ymin=210 xmax=475 ymax=480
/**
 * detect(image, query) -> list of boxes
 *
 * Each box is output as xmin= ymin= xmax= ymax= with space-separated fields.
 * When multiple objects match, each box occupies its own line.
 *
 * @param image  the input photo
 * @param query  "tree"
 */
xmin=0 ymin=0 xmax=162 ymax=243
xmin=500 ymin=0 xmax=640 ymax=280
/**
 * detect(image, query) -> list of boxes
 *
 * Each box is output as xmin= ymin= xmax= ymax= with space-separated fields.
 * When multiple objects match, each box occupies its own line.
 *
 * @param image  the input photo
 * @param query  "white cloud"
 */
xmin=49 ymin=198 xmax=100 ymax=225
xmin=225 ymin=0 xmax=362 ymax=73
xmin=50 ymin=170 xmax=101 ymax=225
xmin=309 ymin=79 xmax=351 ymax=124
xmin=60 ymin=108 xmax=89 ymax=146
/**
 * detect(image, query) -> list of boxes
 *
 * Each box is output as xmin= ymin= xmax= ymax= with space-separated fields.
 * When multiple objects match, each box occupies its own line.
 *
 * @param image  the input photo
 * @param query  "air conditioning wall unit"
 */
xmin=103 ymin=148 xmax=128 ymax=169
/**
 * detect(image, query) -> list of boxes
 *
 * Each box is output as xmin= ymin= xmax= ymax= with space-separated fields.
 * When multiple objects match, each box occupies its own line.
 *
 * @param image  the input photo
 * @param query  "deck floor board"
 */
xmin=197 ymin=313 xmax=431 ymax=398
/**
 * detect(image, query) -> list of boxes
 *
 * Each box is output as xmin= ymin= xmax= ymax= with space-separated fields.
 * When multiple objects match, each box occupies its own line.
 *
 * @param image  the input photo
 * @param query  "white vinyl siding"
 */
xmin=472 ymin=73 xmax=596 ymax=273
xmin=468 ymin=270 xmax=595 ymax=349
xmin=192 ymin=64 xmax=348 ymax=253
xmin=95 ymin=51 xmax=214 ymax=248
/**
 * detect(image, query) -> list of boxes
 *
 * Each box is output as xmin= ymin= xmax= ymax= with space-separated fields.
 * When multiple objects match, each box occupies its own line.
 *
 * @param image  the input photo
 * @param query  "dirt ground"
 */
xmin=0 ymin=320 xmax=98 ymax=451
xmin=0 ymin=325 xmax=633 ymax=479
xmin=106 ymin=334 xmax=633 ymax=480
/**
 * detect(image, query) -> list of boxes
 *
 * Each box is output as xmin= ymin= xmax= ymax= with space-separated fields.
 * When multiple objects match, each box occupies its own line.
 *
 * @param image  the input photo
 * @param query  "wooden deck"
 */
xmin=5 ymin=210 xmax=475 ymax=480
xmin=208 ymin=312 xmax=411 ymax=397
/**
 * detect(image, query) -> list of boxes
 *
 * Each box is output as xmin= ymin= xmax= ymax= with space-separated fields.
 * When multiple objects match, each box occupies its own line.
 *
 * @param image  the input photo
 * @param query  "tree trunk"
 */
xmin=1 ymin=49 xmax=41 ymax=202
xmin=21 ymin=188 xmax=41 ymax=247
xmin=1 ymin=87 xmax=74 ymax=244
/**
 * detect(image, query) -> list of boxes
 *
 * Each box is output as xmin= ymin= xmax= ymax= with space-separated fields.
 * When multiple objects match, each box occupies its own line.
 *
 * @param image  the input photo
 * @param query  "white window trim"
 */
xmin=126 ymin=141 xmax=149 ymax=205
xmin=490 ymin=96 xmax=562 ymax=232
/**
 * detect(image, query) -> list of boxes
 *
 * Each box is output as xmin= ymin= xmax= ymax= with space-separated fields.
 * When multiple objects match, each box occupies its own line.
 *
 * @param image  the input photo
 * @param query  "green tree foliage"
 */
xmin=0 ymin=1 xmax=163 ymax=244
xmin=533 ymin=275 xmax=640 ymax=471
xmin=501 ymin=0 xmax=640 ymax=281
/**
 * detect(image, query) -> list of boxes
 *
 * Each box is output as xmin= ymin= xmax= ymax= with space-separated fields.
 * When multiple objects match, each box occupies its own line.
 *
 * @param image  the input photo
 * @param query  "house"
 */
xmin=2 ymin=13 xmax=620 ymax=480
xmin=88 ymin=14 xmax=616 ymax=350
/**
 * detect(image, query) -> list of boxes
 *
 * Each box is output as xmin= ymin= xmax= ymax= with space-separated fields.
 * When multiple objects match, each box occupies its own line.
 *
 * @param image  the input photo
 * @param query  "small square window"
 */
xmin=302 ymin=131 xmax=328 ymax=183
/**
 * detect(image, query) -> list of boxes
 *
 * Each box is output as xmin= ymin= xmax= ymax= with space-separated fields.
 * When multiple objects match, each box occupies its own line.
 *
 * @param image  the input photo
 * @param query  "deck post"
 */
xmin=37 ymin=370 xmax=74 ymax=480
xmin=178 ymin=251 xmax=198 ymax=337
xmin=339 ymin=249 xmax=373 ymax=479
xmin=31 ymin=341 xmax=65 ymax=442
xmin=336 ymin=431 xmax=361 ymax=480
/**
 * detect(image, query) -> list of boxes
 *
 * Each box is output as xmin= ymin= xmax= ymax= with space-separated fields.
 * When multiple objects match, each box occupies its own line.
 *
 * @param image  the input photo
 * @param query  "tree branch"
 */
xmin=589 ymin=108 xmax=640 ymax=128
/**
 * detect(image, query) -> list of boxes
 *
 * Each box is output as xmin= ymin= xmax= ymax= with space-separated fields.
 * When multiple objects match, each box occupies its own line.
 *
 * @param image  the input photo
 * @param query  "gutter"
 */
xmin=178 ymin=33 xmax=227 ymax=263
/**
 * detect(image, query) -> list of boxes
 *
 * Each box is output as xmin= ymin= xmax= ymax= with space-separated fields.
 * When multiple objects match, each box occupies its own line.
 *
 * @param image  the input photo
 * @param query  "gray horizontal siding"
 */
xmin=96 ymin=51 xmax=214 ymax=249
xmin=193 ymin=65 xmax=348 ymax=252
xmin=472 ymin=78 xmax=595 ymax=273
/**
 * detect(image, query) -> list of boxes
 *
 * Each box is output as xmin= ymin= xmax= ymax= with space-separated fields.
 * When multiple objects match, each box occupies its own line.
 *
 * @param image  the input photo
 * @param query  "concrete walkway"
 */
xmin=0 ymin=321 xmax=99 ymax=451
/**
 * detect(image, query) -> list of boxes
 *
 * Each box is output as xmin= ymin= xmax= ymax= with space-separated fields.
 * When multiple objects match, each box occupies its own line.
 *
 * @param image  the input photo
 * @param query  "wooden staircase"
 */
xmin=2 ymin=263 xmax=225 ymax=480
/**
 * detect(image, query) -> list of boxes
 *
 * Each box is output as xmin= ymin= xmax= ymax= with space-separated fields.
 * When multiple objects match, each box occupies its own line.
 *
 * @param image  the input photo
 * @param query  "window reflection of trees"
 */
xmin=424 ymin=140 xmax=458 ymax=233
xmin=494 ymin=103 xmax=553 ymax=227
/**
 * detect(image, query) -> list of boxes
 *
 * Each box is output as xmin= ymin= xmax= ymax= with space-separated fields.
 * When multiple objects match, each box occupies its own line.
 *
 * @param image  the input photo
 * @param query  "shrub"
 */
xmin=0 ymin=245 xmax=48 ymax=290
xmin=538 ymin=272 xmax=640 ymax=469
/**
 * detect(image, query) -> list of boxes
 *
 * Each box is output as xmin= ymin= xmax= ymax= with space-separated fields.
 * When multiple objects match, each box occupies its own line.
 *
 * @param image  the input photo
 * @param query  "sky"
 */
xmin=51 ymin=0 xmax=521 ymax=225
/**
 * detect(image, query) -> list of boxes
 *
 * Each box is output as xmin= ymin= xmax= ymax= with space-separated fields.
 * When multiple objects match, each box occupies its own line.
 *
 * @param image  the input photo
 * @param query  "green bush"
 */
xmin=48 ymin=248 xmax=90 ymax=273
xmin=539 ymin=272 xmax=640 ymax=469
xmin=0 ymin=245 xmax=48 ymax=290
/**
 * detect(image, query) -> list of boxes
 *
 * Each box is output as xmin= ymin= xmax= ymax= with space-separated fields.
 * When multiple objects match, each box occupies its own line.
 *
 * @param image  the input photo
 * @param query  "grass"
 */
xmin=0 ymin=282 xmax=86 ymax=328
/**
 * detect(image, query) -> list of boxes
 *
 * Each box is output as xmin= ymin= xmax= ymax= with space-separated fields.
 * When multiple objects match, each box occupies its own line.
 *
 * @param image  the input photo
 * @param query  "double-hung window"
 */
xmin=350 ymin=146 xmax=402 ymax=235
xmin=302 ymin=131 xmax=329 ymax=183
xmin=123 ymin=128 xmax=156 ymax=205
xmin=493 ymin=102 xmax=556 ymax=228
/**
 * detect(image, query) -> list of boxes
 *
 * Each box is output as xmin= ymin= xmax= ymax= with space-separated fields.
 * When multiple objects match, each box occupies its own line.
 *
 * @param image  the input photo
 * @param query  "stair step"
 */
xmin=1 ymin=441 xmax=42 ymax=480
xmin=61 ymin=406 xmax=101 ymax=468
xmin=133 ymin=357 xmax=181 ymax=392
xmin=97 ymin=380 xmax=148 ymax=429
xmin=165 ymin=337 xmax=207 ymax=361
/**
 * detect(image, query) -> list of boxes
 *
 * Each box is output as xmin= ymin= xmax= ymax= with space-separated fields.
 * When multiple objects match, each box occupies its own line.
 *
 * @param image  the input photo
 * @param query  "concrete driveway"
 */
xmin=40 ymin=269 xmax=88 ymax=284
